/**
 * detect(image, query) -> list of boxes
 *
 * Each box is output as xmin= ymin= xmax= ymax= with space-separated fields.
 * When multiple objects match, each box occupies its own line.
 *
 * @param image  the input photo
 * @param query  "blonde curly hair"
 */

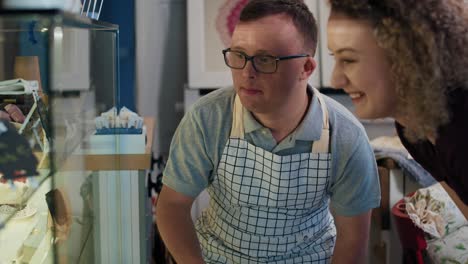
xmin=329 ymin=0 xmax=468 ymax=141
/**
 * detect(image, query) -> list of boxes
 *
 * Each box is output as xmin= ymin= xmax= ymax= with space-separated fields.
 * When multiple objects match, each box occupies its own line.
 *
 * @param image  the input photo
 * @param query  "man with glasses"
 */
xmin=157 ymin=0 xmax=380 ymax=263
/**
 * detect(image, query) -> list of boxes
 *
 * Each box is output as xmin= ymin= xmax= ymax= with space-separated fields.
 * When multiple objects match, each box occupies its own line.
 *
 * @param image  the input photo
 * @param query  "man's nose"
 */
xmin=242 ymin=60 xmax=257 ymax=78
xmin=330 ymin=64 xmax=347 ymax=89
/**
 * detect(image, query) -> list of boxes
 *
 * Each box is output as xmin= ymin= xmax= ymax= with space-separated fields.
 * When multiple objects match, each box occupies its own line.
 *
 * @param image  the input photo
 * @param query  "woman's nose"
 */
xmin=330 ymin=64 xmax=347 ymax=89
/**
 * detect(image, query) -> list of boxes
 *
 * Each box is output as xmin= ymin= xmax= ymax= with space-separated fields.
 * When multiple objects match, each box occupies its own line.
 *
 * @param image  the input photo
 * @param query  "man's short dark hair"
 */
xmin=239 ymin=0 xmax=318 ymax=55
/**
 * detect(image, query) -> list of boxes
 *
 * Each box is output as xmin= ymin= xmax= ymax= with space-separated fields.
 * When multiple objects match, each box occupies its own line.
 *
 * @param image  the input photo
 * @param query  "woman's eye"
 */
xmin=341 ymin=59 xmax=355 ymax=65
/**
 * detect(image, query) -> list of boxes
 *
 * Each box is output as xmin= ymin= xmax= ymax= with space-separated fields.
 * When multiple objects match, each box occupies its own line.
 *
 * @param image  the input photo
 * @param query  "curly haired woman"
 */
xmin=327 ymin=0 xmax=468 ymax=204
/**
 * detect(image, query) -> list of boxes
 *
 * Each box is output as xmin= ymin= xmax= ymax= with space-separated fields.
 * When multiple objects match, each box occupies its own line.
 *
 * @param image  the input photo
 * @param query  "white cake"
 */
xmin=0 ymin=176 xmax=29 ymax=205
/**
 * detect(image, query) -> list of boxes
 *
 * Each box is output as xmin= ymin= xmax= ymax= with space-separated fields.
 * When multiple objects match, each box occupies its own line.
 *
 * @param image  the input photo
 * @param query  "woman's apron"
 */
xmin=196 ymin=88 xmax=336 ymax=263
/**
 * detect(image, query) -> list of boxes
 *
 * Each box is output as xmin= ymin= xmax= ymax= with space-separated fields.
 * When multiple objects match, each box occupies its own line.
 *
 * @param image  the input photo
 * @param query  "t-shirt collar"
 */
xmin=243 ymin=85 xmax=323 ymax=141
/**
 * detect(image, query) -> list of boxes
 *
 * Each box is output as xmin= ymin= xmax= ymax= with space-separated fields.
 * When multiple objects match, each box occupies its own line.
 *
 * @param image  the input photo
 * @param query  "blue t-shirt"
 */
xmin=163 ymin=87 xmax=380 ymax=216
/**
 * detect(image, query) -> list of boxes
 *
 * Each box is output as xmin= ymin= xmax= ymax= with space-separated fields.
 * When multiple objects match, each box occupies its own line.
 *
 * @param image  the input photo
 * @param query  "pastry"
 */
xmin=4 ymin=104 xmax=25 ymax=123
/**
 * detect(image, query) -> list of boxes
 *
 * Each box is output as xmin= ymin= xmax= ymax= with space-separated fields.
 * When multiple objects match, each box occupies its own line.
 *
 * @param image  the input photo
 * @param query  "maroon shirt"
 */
xmin=396 ymin=88 xmax=468 ymax=205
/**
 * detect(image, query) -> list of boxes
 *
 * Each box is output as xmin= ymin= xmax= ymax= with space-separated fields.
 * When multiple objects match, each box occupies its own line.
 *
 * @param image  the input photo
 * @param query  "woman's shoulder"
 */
xmin=447 ymin=87 xmax=468 ymax=107
xmin=446 ymin=87 xmax=468 ymax=126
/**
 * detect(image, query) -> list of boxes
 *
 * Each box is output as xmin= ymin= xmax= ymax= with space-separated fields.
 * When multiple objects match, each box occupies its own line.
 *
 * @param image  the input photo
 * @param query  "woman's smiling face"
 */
xmin=327 ymin=11 xmax=398 ymax=120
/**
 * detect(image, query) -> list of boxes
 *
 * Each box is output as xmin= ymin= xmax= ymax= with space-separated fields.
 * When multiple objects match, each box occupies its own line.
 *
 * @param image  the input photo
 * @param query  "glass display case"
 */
xmin=0 ymin=10 xmax=151 ymax=263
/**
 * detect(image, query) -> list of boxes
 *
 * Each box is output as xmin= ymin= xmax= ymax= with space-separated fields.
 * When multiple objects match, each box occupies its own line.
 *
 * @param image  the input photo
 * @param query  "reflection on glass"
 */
xmin=0 ymin=11 xmax=119 ymax=263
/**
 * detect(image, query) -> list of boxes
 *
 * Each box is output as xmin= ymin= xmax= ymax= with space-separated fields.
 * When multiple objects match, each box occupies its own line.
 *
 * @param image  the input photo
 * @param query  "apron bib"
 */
xmin=196 ymin=88 xmax=336 ymax=263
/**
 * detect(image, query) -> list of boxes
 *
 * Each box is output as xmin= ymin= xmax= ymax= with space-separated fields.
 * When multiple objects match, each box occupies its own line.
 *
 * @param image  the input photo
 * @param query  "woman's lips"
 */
xmin=348 ymin=91 xmax=365 ymax=104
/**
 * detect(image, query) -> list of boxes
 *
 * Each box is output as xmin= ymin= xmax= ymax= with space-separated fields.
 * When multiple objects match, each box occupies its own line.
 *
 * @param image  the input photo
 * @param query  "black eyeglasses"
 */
xmin=222 ymin=48 xmax=310 ymax=74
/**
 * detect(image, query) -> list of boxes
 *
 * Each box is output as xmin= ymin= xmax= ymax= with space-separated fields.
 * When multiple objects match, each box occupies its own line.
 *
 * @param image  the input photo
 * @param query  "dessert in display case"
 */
xmin=0 ymin=10 xmax=151 ymax=263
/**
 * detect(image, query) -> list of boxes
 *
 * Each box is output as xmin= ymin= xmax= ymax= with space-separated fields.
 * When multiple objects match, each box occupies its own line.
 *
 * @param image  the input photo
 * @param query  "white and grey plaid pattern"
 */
xmin=196 ymin=138 xmax=335 ymax=263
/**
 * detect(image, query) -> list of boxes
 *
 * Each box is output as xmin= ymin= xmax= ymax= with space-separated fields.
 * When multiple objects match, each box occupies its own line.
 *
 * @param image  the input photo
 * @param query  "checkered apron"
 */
xmin=196 ymin=89 xmax=336 ymax=263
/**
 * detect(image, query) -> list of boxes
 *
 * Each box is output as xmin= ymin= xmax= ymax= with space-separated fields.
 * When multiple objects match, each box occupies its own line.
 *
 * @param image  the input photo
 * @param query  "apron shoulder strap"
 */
xmin=311 ymin=88 xmax=330 ymax=153
xmin=230 ymin=95 xmax=244 ymax=138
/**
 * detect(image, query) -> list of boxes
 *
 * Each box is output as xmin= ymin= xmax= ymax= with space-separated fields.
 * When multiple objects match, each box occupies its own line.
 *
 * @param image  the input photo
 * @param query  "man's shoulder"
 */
xmin=189 ymin=87 xmax=235 ymax=115
xmin=320 ymin=93 xmax=372 ymax=160
xmin=321 ymin=94 xmax=366 ymax=134
xmin=183 ymin=87 xmax=235 ymax=136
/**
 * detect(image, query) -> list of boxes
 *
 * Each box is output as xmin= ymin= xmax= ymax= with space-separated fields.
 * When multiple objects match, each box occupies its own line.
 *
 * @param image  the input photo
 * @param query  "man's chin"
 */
xmin=239 ymin=99 xmax=259 ymax=112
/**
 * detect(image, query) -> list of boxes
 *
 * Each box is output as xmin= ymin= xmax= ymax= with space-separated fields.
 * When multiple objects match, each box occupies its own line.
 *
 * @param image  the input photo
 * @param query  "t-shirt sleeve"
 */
xmin=162 ymin=110 xmax=213 ymax=198
xmin=330 ymin=133 xmax=381 ymax=216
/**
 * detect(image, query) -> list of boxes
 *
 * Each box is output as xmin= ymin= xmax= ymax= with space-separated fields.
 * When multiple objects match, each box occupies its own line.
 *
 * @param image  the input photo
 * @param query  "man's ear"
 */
xmin=300 ymin=56 xmax=317 ymax=80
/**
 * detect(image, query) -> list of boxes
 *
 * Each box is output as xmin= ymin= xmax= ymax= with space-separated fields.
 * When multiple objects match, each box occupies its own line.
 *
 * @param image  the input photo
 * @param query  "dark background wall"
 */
xmin=100 ymin=0 xmax=136 ymax=111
